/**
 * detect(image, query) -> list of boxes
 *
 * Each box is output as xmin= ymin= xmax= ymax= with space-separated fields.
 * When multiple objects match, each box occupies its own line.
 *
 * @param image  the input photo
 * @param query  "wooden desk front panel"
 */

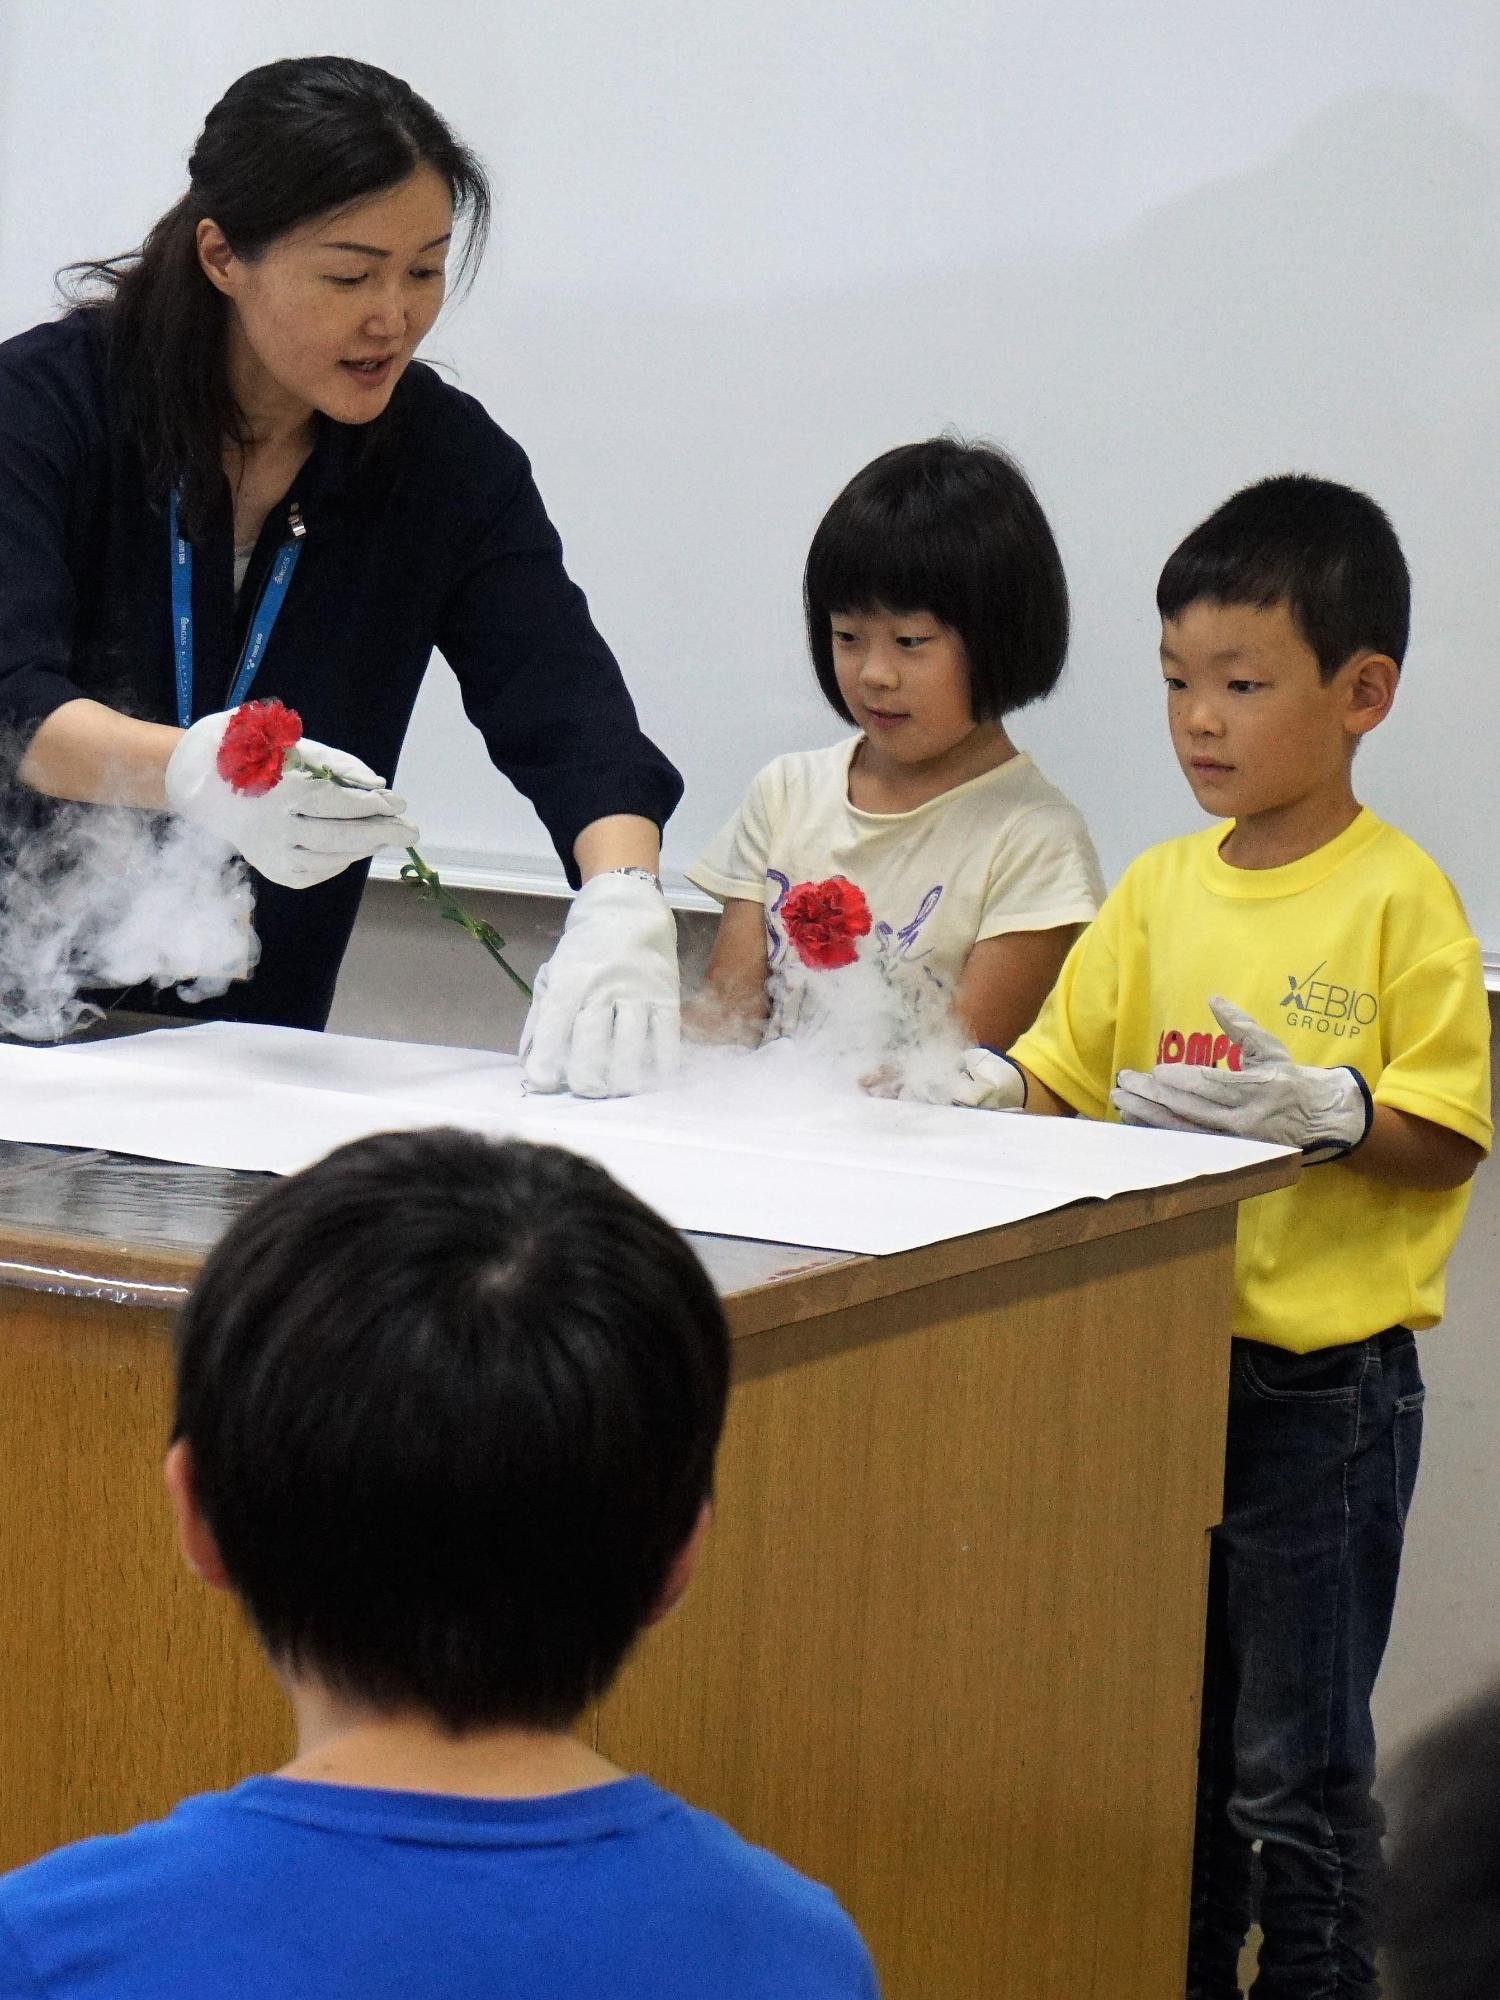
xmin=597 ymin=1204 xmax=1234 ymax=2000
xmin=0 ymin=1200 xmax=1233 ymax=2000
xmin=0 ymin=1291 xmax=291 ymax=1864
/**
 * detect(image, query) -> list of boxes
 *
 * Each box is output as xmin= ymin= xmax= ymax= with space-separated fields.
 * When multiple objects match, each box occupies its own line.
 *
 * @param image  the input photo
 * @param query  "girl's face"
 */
xmin=830 ymin=608 xmax=979 ymax=767
xmin=198 ymin=166 xmax=454 ymax=434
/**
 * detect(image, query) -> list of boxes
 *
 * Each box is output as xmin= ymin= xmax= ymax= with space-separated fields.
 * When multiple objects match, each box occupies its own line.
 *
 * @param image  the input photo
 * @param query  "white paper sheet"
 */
xmin=0 ymin=1026 xmax=1291 ymax=1256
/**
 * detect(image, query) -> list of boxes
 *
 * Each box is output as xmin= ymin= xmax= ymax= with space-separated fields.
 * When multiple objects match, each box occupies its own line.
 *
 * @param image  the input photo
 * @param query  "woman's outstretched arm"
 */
xmin=18 ymin=699 xmax=182 ymax=809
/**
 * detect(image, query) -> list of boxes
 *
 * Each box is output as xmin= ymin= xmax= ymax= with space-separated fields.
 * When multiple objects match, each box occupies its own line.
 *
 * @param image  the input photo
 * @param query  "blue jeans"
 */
xmin=1186 ymin=1328 xmax=1425 ymax=2000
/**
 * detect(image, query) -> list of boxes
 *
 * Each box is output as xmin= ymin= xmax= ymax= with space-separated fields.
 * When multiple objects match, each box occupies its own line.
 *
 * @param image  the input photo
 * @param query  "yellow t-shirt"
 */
xmin=1012 ymin=810 xmax=1493 ymax=1352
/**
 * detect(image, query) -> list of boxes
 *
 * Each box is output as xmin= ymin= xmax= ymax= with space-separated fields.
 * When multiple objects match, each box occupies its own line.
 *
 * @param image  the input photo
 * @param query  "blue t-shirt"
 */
xmin=0 ymin=1776 xmax=878 ymax=1998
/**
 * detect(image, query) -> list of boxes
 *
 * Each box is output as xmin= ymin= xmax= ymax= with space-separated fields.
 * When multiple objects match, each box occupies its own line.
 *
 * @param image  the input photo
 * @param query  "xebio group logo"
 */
xmin=1279 ymin=962 xmax=1378 ymax=1042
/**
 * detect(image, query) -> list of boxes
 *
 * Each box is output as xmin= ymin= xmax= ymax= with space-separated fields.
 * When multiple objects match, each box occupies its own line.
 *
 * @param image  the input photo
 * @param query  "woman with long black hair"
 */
xmin=0 ymin=55 xmax=681 ymax=1095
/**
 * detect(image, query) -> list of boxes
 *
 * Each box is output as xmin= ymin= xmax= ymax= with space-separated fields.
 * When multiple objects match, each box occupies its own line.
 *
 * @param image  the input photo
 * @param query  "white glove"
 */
xmin=951 ymin=1047 xmax=1029 ymax=1112
xmin=1110 ymin=995 xmax=1372 ymax=1161
xmin=165 ymin=710 xmax=418 ymax=890
xmin=520 ymin=871 xmax=680 ymax=1097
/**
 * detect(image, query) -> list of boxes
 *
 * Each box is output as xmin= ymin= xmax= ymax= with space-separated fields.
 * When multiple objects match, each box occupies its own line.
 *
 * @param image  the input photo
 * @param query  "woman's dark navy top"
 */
xmin=0 ymin=310 xmax=682 ymax=1029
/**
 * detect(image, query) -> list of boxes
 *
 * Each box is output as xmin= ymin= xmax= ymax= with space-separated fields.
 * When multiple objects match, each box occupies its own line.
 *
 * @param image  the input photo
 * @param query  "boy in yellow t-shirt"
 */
xmin=962 ymin=474 xmax=1492 ymax=1999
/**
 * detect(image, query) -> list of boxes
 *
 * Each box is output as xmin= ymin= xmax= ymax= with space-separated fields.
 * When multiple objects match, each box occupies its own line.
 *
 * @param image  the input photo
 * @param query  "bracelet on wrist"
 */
xmin=600 ymin=865 xmax=663 ymax=892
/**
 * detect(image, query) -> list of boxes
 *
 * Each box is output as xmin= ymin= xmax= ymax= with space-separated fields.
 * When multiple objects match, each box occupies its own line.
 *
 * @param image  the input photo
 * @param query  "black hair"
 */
xmin=63 ymin=56 xmax=492 ymax=538
xmin=1157 ymin=473 xmax=1410 ymax=679
xmin=1383 ymin=1679 xmax=1500 ymax=1998
xmin=172 ymin=1129 xmax=729 ymax=1733
xmin=802 ymin=436 xmax=1070 ymax=724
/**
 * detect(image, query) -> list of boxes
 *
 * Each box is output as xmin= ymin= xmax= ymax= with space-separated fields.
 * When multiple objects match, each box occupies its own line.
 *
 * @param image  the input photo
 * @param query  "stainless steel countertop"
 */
xmin=0 ymin=1139 xmax=849 ymax=1307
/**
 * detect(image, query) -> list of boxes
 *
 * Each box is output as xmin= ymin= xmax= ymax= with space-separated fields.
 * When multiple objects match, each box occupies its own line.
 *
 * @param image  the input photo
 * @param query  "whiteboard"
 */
xmin=2 ymin=2 xmax=1497 ymax=954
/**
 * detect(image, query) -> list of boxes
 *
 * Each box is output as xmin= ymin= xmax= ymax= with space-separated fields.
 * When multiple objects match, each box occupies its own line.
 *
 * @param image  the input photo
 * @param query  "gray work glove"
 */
xmin=1111 ymin=995 xmax=1371 ymax=1162
xmin=951 ymin=1047 xmax=1029 ymax=1112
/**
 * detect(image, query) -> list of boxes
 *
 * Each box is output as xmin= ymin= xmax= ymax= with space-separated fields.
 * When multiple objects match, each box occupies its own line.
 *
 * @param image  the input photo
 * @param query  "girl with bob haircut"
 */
xmin=0 ymin=56 xmax=680 ymax=1094
xmin=687 ymin=437 xmax=1103 ymax=1071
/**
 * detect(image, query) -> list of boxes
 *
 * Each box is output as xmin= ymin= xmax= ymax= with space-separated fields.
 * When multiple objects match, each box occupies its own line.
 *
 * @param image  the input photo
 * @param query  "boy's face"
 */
xmin=1159 ymin=599 xmax=1376 ymax=824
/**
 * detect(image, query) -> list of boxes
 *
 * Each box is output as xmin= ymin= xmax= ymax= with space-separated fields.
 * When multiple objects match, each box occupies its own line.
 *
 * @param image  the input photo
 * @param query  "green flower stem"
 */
xmin=293 ymin=755 xmax=533 ymax=999
xmin=398 ymin=849 xmax=534 ymax=1000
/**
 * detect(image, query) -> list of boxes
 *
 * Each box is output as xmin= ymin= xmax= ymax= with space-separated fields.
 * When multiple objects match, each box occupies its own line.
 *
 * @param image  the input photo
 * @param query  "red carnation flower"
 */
xmin=216 ymin=698 xmax=303 ymax=796
xmin=209 ymin=699 xmax=534 ymax=999
xmin=780 ymin=876 xmax=873 ymax=971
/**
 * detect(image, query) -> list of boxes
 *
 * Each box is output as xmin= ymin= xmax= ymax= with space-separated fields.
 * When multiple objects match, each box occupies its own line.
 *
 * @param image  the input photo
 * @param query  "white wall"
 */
xmin=1374 ymin=1015 xmax=1500 ymax=1762
xmin=2 ymin=5 xmax=1498 ymax=938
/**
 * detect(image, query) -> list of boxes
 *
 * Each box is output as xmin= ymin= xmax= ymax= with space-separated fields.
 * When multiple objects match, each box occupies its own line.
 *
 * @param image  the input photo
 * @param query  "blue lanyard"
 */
xmin=169 ymin=491 xmax=305 ymax=728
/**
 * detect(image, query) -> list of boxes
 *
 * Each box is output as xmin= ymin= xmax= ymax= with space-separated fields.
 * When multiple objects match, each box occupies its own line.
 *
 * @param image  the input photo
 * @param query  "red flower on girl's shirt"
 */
xmin=781 ymin=876 xmax=873 ymax=971
xmin=216 ymin=698 xmax=303 ymax=795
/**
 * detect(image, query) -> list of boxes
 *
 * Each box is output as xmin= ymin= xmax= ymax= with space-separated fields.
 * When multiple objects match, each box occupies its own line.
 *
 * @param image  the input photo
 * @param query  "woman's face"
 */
xmin=199 ymin=165 xmax=454 ymax=433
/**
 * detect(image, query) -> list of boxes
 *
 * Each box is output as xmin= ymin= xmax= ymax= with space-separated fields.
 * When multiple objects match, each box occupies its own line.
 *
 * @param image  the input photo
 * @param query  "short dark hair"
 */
xmin=803 ymin=437 xmax=1070 ymax=723
xmin=1157 ymin=473 xmax=1410 ymax=679
xmin=64 ymin=56 xmax=492 ymax=537
xmin=1383 ymin=1679 xmax=1500 ymax=1999
xmin=172 ymin=1129 xmax=729 ymax=1733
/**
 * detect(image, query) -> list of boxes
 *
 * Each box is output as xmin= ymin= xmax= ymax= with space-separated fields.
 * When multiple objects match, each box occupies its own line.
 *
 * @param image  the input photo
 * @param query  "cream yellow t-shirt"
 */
xmin=1012 ymin=809 xmax=1493 ymax=1351
xmin=688 ymin=739 xmax=1105 ymax=1035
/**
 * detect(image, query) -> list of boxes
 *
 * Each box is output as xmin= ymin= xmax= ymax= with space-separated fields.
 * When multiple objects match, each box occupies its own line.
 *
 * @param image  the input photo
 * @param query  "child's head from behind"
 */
xmin=1383 ymin=1678 xmax=1500 ymax=1999
xmin=170 ymin=1129 xmax=730 ymax=1734
xmin=1156 ymin=474 xmax=1407 ymax=824
xmin=803 ymin=437 xmax=1069 ymax=752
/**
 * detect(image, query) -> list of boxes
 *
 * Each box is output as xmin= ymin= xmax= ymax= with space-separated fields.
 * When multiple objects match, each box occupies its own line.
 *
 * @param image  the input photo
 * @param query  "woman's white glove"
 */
xmin=520 ymin=872 xmax=680 ymax=1098
xmin=952 ymin=1047 xmax=1029 ymax=1111
xmin=164 ymin=710 xmax=418 ymax=889
xmin=1110 ymin=995 xmax=1372 ymax=1162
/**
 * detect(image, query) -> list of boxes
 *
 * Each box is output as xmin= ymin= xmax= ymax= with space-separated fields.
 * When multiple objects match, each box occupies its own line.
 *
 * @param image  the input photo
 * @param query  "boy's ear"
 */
xmin=1342 ymin=650 xmax=1399 ymax=739
xmin=163 ymin=1439 xmax=232 ymax=1591
xmin=645 ymin=1500 xmax=713 ymax=1627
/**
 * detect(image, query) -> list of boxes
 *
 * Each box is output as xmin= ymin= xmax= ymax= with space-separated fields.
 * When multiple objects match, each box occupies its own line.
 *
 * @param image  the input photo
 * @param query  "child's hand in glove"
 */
xmin=1111 ymin=995 xmax=1371 ymax=1162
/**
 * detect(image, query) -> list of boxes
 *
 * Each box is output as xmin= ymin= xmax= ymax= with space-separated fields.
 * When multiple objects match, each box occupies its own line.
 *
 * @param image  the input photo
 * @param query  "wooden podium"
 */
xmin=0 ymin=1142 xmax=1294 ymax=1998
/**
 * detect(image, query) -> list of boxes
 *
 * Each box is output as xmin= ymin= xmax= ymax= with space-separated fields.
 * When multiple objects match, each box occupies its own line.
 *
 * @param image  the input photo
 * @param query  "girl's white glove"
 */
xmin=520 ymin=871 xmax=681 ymax=1097
xmin=952 ymin=1047 xmax=1029 ymax=1111
xmin=164 ymin=710 xmax=417 ymax=889
xmin=1110 ymin=994 xmax=1372 ymax=1162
